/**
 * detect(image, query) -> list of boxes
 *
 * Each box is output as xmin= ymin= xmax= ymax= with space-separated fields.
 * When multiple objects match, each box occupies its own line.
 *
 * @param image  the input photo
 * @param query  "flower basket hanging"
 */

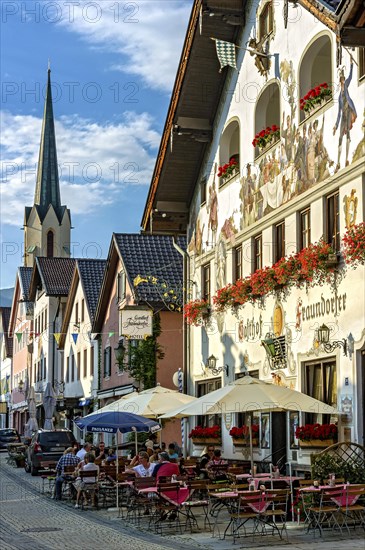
xmin=191 ymin=437 xmax=222 ymax=445
xmin=295 ymin=423 xmax=338 ymax=448
xmin=183 ymin=299 xmax=211 ymax=326
xmin=300 ymin=83 xmax=332 ymax=116
xmin=189 ymin=425 xmax=221 ymax=445
xmin=229 ymin=425 xmax=259 ymax=447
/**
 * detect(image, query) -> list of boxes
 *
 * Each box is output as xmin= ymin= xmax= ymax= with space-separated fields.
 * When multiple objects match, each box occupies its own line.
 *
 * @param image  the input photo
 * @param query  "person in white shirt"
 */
xmin=126 ymin=451 xmax=155 ymax=477
xmin=74 ymin=452 xmax=99 ymax=508
xmin=76 ymin=443 xmax=91 ymax=461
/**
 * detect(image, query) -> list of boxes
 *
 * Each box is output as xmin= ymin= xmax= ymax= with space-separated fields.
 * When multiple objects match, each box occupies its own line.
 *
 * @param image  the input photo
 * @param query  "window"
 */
xmin=77 ymin=352 xmax=80 ymax=380
xmin=75 ymin=302 xmax=79 ymax=325
xmin=254 ymin=82 xmax=280 ymax=157
xmin=304 ymin=358 xmax=337 ymax=424
xmin=47 ymin=230 xmax=54 ymax=258
xmin=202 ymin=263 xmax=211 ymax=303
xmin=254 ymin=234 xmax=263 ymax=272
xmin=66 ymin=356 xmax=69 ymax=383
xmin=71 ymin=354 xmax=75 ymax=382
xmin=234 ymin=245 xmax=242 ymax=281
xmin=259 ymin=1 xmax=273 ymax=40
xmin=117 ymin=270 xmax=126 ymax=303
xmin=275 ymin=221 xmax=285 ymax=263
xmin=104 ymin=346 xmax=111 ymax=378
xmin=299 ymin=36 xmax=332 ymax=122
xmin=299 ymin=208 xmax=311 ymax=250
xmin=89 ymin=346 xmax=94 ymax=377
xmin=326 ymin=191 xmax=340 ymax=252
xmin=196 ymin=379 xmax=221 ymax=428
xmin=219 ymin=120 xmax=240 ymax=187
xmin=81 ymin=299 xmax=85 ymax=323
xmin=43 ymin=357 xmax=46 ymax=379
xmin=83 ymin=349 xmax=87 ymax=378
xmin=44 ymin=308 xmax=47 ymax=331
xmin=359 ymin=48 xmax=365 ymax=80
xmin=200 ymin=177 xmax=207 ymax=205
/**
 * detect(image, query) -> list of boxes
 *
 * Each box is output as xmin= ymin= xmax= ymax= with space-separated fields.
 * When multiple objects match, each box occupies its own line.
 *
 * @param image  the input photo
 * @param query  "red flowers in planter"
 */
xmin=295 ymin=423 xmax=338 ymax=441
xmin=183 ymin=299 xmax=210 ymax=326
xmin=252 ymin=125 xmax=280 ymax=149
xmin=217 ymin=157 xmax=239 ymax=181
xmin=229 ymin=425 xmax=259 ymax=438
xmin=342 ymin=222 xmax=365 ymax=267
xmin=188 ymin=425 xmax=221 ymax=439
xmin=300 ymin=83 xmax=332 ymax=113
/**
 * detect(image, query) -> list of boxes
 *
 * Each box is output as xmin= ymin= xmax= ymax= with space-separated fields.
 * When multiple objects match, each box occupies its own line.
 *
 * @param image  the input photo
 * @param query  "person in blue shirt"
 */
xmin=167 ymin=443 xmax=179 ymax=462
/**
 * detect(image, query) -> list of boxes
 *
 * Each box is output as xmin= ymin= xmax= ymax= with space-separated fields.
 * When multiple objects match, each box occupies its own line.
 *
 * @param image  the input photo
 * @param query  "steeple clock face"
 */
xmin=215 ymin=236 xmax=227 ymax=291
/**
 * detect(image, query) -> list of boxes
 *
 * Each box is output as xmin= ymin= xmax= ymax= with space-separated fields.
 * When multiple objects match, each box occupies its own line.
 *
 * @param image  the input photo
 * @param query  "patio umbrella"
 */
xmin=74 ymin=411 xmax=160 ymax=510
xmin=43 ymin=382 xmax=57 ymax=430
xmin=160 ymin=376 xmax=339 ymax=474
xmin=27 ymin=386 xmax=39 ymax=435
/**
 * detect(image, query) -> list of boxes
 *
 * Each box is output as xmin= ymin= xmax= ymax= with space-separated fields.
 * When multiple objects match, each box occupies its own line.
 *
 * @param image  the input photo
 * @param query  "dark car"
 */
xmin=0 ymin=428 xmax=21 ymax=449
xmin=25 ymin=429 xmax=77 ymax=475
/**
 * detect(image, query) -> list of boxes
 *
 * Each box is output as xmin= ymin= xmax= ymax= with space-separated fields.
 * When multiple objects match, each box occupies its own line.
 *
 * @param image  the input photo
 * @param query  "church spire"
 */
xmin=34 ymin=68 xmax=62 ymax=221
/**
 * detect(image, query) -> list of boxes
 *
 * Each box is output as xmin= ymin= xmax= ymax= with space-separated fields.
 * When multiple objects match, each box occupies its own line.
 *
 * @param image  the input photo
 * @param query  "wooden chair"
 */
xmin=39 ymin=461 xmax=57 ymax=494
xmin=340 ymin=485 xmax=365 ymax=532
xmin=260 ymin=488 xmax=290 ymax=540
xmin=228 ymin=491 xmax=261 ymax=543
xmin=78 ymin=470 xmax=99 ymax=510
xmin=299 ymin=479 xmax=315 ymax=487
xmin=152 ymin=482 xmax=182 ymax=534
xmin=127 ymin=476 xmax=155 ymax=524
xmin=180 ymin=479 xmax=211 ymax=532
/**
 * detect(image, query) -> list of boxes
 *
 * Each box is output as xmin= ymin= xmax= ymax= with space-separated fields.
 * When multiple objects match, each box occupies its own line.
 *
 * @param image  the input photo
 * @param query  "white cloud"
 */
xmin=0 ymin=110 xmax=160 ymax=226
xmin=58 ymin=0 xmax=192 ymax=92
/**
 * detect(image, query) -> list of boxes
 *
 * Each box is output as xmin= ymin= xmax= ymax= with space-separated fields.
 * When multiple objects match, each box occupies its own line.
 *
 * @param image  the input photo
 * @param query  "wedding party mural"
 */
xmin=238 ymin=59 xmax=359 ymax=230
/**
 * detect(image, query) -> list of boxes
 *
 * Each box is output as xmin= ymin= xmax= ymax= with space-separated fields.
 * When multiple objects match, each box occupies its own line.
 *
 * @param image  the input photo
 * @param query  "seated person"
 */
xmin=95 ymin=441 xmax=108 ymax=460
xmin=105 ymin=448 xmax=117 ymax=463
xmin=149 ymin=449 xmax=160 ymax=464
xmin=153 ymin=451 xmax=179 ymax=480
xmin=74 ymin=452 xmax=99 ymax=508
xmin=55 ymin=447 xmax=80 ymax=500
xmin=207 ymin=449 xmax=228 ymax=481
xmin=126 ymin=451 xmax=155 ymax=477
xmin=167 ymin=443 xmax=179 ymax=462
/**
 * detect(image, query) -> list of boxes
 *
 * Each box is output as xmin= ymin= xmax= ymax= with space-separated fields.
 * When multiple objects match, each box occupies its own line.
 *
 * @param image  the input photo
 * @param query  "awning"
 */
xmin=97 ymin=384 xmax=135 ymax=400
xmin=78 ymin=398 xmax=91 ymax=407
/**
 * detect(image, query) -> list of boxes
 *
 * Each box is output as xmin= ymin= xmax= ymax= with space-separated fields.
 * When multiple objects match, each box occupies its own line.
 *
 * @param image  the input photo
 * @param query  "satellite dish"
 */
xmin=172 ymin=370 xmax=183 ymax=388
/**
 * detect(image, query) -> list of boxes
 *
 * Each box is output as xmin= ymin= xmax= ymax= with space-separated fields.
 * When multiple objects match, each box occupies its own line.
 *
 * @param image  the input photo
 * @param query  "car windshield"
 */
xmin=39 ymin=432 xmax=74 ymax=445
xmin=0 ymin=429 xmax=18 ymax=436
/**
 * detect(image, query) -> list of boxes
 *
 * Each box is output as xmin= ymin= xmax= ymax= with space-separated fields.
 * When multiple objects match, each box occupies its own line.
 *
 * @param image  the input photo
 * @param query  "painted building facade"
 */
xmin=142 ymin=0 xmax=365 ymax=471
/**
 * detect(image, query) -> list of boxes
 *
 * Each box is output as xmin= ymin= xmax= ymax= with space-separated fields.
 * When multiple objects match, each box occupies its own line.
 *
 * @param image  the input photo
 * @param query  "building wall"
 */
xmin=186 ymin=1 xmax=365 ymax=464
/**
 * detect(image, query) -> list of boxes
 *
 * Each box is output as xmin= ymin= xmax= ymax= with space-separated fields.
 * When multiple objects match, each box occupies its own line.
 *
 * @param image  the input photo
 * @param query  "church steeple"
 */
xmin=34 ymin=68 xmax=62 ymax=221
xmin=23 ymin=67 xmax=71 ymax=268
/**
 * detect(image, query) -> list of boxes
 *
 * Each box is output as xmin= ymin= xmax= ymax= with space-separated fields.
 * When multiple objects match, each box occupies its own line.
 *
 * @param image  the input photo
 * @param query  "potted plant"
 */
xmin=295 ymin=423 xmax=338 ymax=448
xmin=188 ymin=425 xmax=221 ymax=445
xmin=252 ymin=124 xmax=280 ymax=152
xmin=343 ymin=222 xmax=365 ymax=267
xmin=300 ymin=83 xmax=332 ymax=116
xmin=183 ymin=299 xmax=211 ymax=326
xmin=229 ymin=424 xmax=259 ymax=446
xmin=217 ymin=156 xmax=239 ymax=182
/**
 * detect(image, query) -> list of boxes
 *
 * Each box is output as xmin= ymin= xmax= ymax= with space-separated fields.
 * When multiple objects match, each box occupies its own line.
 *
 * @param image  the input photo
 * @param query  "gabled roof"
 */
xmin=0 ymin=307 xmax=13 ymax=358
xmin=299 ymin=1 xmax=365 ymax=43
xmin=141 ymin=0 xmax=245 ymax=232
xmin=114 ymin=234 xmax=185 ymax=302
xmin=29 ymin=257 xmax=77 ymax=300
xmin=58 ymin=259 xmax=107 ymax=349
xmin=93 ymin=233 xmax=185 ymax=333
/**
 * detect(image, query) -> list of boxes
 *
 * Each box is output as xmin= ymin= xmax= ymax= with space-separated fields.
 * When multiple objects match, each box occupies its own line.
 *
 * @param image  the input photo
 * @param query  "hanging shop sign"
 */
xmin=120 ymin=308 xmax=153 ymax=340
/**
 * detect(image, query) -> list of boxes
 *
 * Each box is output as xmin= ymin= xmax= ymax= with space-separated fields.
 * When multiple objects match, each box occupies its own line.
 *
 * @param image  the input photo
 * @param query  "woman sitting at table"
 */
xmin=207 ymin=450 xmax=228 ymax=481
xmin=73 ymin=452 xmax=99 ymax=508
xmin=126 ymin=451 xmax=156 ymax=477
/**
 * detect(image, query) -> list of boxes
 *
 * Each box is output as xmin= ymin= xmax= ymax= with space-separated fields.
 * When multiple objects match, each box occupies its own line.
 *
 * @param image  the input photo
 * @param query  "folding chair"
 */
xmin=78 ymin=470 xmax=99 ymax=510
xmin=259 ymin=488 xmax=290 ymax=540
xmin=180 ymin=479 xmax=211 ymax=532
xmin=340 ymin=485 xmax=365 ymax=533
xmin=152 ymin=482 xmax=182 ymax=535
xmin=127 ymin=476 xmax=155 ymax=524
xmin=229 ymin=491 xmax=261 ymax=543
xmin=308 ymin=487 xmax=343 ymax=537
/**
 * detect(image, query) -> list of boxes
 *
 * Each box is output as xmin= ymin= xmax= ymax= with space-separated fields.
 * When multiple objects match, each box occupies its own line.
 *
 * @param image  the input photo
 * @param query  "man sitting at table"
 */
xmin=153 ymin=451 xmax=179 ymax=480
xmin=54 ymin=447 xmax=80 ymax=500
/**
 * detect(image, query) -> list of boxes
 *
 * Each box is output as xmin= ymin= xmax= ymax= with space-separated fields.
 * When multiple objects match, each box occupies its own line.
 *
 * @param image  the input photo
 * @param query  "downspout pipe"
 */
xmin=172 ymin=237 xmax=188 ymax=396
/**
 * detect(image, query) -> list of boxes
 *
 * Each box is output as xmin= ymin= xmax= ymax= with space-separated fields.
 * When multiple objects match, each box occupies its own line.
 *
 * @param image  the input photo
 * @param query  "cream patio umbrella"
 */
xmin=90 ymin=384 xmax=197 ymax=417
xmin=160 ymin=376 xmax=340 ymax=474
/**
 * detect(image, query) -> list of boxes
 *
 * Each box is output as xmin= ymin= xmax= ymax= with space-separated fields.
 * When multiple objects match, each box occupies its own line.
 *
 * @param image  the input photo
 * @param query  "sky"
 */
xmin=0 ymin=0 xmax=192 ymax=289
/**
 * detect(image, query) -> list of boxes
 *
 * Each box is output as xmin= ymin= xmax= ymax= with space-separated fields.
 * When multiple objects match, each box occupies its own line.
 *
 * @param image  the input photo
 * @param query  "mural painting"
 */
xmin=238 ymin=59 xmax=359 ymax=231
xmin=206 ymin=163 xmax=218 ymax=247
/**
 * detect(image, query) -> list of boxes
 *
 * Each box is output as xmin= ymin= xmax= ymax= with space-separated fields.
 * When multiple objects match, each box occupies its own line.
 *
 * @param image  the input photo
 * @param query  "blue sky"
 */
xmin=0 ymin=0 xmax=192 ymax=288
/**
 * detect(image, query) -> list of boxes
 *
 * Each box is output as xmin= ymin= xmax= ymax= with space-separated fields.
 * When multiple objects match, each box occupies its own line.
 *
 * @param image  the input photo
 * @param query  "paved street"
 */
xmin=1 ymin=454 xmax=364 ymax=550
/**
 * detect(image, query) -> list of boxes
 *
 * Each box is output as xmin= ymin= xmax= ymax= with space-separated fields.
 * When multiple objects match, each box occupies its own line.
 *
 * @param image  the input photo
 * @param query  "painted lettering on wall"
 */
xmin=238 ymin=313 xmax=263 ymax=341
xmin=301 ymin=292 xmax=347 ymax=322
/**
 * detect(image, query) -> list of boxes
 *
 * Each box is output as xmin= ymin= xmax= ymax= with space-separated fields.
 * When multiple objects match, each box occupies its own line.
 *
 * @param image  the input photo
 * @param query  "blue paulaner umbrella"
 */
xmin=74 ymin=411 xmax=160 ymax=510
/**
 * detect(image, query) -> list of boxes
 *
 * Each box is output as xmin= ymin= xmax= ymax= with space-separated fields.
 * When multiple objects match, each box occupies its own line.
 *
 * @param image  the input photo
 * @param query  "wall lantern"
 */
xmin=261 ymin=333 xmax=287 ymax=370
xmin=316 ymin=324 xmax=348 ymax=357
xmin=205 ymin=354 xmax=229 ymax=376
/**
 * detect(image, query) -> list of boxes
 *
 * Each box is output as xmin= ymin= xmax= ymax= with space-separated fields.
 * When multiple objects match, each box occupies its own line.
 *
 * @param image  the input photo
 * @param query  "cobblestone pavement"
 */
xmin=1 ymin=454 xmax=364 ymax=550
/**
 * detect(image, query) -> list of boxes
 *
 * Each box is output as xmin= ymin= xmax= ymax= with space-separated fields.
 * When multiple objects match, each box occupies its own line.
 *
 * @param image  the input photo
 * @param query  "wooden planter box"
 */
xmin=191 ymin=437 xmax=221 ymax=445
xmin=299 ymin=439 xmax=336 ymax=448
xmin=232 ymin=438 xmax=259 ymax=447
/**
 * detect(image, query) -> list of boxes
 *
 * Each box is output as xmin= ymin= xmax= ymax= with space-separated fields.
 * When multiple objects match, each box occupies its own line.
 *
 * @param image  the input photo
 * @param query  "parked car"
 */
xmin=25 ymin=429 xmax=76 ymax=475
xmin=0 ymin=428 xmax=21 ymax=449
